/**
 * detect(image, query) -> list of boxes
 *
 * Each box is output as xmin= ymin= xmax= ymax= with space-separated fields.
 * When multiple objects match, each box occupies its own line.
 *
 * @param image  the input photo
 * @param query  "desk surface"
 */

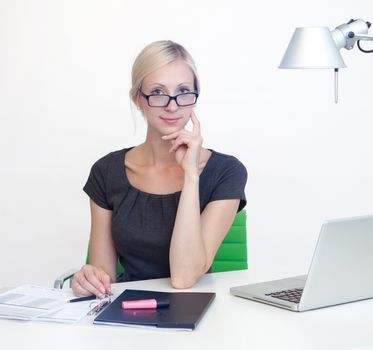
xmin=1 ymin=268 xmax=373 ymax=350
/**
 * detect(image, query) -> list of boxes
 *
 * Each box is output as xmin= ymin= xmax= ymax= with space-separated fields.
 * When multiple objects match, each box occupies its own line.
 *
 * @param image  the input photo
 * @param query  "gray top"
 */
xmin=83 ymin=147 xmax=247 ymax=282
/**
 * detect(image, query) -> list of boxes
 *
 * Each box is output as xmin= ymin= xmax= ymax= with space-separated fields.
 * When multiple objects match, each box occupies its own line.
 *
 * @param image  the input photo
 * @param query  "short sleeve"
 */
xmin=209 ymin=158 xmax=247 ymax=212
xmin=83 ymin=157 xmax=112 ymax=210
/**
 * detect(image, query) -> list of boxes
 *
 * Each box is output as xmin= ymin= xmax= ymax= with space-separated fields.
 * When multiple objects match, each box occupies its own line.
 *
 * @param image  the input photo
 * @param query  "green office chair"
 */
xmin=211 ymin=209 xmax=247 ymax=272
xmin=54 ymin=209 xmax=247 ymax=288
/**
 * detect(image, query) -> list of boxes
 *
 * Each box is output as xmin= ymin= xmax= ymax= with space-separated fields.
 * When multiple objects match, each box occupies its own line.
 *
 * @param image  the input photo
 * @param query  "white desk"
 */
xmin=1 ymin=268 xmax=373 ymax=350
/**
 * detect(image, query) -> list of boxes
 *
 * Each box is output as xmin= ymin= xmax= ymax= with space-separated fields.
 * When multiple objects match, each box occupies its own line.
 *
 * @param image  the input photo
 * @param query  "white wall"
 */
xmin=1 ymin=0 xmax=372 ymax=287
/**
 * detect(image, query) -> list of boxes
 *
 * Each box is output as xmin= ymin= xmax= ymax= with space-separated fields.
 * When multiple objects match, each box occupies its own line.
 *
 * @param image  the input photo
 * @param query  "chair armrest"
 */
xmin=53 ymin=268 xmax=79 ymax=289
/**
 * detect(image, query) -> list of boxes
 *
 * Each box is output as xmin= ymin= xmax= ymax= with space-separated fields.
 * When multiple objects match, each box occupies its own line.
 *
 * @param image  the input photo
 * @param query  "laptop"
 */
xmin=230 ymin=215 xmax=373 ymax=312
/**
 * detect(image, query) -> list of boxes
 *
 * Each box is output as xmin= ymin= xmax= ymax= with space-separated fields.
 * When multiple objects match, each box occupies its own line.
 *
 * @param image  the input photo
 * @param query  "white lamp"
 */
xmin=279 ymin=27 xmax=346 ymax=69
xmin=279 ymin=19 xmax=373 ymax=103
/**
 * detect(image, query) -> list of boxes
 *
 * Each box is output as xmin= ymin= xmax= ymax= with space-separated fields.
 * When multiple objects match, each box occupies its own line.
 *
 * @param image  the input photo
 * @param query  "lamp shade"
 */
xmin=279 ymin=27 xmax=346 ymax=69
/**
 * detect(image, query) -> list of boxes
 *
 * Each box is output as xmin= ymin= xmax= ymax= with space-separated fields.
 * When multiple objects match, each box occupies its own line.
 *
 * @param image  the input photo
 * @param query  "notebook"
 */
xmin=230 ymin=215 xmax=373 ymax=312
xmin=94 ymin=289 xmax=216 ymax=330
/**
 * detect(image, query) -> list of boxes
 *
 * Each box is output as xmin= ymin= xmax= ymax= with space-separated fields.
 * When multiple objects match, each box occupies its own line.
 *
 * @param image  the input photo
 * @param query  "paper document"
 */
xmin=0 ymin=285 xmax=92 ymax=323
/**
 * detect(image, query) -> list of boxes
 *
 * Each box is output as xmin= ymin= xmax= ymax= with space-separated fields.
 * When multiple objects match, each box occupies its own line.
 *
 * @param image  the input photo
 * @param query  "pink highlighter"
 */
xmin=121 ymin=298 xmax=170 ymax=310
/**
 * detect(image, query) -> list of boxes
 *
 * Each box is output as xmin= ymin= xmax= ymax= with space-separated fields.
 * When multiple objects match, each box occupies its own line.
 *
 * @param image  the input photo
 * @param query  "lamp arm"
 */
xmin=352 ymin=34 xmax=373 ymax=41
xmin=347 ymin=33 xmax=373 ymax=53
xmin=355 ymin=35 xmax=373 ymax=53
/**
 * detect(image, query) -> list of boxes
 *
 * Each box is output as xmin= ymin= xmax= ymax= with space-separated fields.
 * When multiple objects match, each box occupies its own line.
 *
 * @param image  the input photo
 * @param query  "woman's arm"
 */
xmin=170 ymin=189 xmax=240 ymax=288
xmin=89 ymin=199 xmax=117 ymax=281
xmin=164 ymin=111 xmax=242 ymax=288
xmin=71 ymin=200 xmax=117 ymax=296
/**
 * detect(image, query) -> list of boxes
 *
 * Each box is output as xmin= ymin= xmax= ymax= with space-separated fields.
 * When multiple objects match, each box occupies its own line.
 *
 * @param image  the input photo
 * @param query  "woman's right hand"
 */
xmin=71 ymin=264 xmax=112 ymax=297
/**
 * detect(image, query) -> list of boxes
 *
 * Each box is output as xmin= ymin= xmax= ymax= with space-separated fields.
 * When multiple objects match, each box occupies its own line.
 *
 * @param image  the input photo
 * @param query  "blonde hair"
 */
xmin=130 ymin=40 xmax=200 ymax=106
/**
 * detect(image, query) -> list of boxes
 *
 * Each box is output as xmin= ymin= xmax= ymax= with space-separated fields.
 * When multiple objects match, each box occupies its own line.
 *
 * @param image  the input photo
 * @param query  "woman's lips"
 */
xmin=160 ymin=117 xmax=182 ymax=124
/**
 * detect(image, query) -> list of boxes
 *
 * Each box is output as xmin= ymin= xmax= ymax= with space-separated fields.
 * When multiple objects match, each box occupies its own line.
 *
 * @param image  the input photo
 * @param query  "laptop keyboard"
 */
xmin=265 ymin=288 xmax=303 ymax=304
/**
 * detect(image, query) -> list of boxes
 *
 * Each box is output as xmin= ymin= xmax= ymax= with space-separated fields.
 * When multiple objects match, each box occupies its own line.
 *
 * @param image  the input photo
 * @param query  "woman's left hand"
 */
xmin=161 ymin=111 xmax=203 ymax=174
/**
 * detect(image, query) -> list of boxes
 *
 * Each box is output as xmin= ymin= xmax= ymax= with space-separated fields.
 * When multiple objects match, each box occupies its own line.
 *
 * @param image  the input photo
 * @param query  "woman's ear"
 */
xmin=133 ymin=95 xmax=142 ymax=110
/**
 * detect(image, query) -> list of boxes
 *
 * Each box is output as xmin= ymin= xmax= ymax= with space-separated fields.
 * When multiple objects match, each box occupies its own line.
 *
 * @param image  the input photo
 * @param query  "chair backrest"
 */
xmin=86 ymin=209 xmax=247 ymax=278
xmin=210 ymin=209 xmax=248 ymax=272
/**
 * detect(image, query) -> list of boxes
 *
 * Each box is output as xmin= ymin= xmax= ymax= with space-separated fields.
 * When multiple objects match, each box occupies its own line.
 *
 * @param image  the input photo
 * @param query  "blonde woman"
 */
xmin=72 ymin=40 xmax=247 ymax=296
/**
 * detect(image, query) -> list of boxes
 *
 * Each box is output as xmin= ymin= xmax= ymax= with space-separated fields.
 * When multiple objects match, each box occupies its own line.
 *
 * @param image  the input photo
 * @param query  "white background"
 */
xmin=1 ymin=0 xmax=372 ymax=287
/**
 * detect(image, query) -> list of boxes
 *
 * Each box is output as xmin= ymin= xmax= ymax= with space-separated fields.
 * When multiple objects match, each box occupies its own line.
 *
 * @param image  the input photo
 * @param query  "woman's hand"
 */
xmin=71 ymin=264 xmax=112 ymax=297
xmin=161 ymin=111 xmax=203 ymax=174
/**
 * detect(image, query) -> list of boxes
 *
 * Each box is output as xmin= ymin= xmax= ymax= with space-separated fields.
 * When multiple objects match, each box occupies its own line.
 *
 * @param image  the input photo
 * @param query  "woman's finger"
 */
xmin=72 ymin=272 xmax=100 ymax=297
xmin=82 ymin=267 xmax=107 ymax=295
xmin=169 ymin=137 xmax=190 ymax=152
xmin=162 ymin=130 xmax=191 ymax=140
xmin=72 ymin=278 xmax=92 ymax=297
xmin=78 ymin=274 xmax=104 ymax=297
xmin=71 ymin=276 xmax=89 ymax=297
xmin=190 ymin=111 xmax=200 ymax=136
xmin=99 ymin=271 xmax=112 ymax=294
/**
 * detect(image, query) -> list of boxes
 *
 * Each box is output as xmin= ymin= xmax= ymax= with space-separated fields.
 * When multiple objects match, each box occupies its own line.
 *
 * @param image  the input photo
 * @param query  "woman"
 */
xmin=72 ymin=40 xmax=247 ymax=297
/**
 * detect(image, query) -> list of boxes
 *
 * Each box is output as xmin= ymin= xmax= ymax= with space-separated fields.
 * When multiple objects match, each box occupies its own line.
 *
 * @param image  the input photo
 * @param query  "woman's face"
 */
xmin=137 ymin=59 xmax=196 ymax=134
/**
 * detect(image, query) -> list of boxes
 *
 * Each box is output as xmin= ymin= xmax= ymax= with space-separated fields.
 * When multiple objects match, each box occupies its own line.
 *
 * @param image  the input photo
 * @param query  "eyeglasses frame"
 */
xmin=138 ymin=90 xmax=199 ymax=108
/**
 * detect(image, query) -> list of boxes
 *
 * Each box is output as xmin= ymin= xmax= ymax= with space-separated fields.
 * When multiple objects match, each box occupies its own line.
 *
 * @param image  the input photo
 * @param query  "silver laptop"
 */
xmin=230 ymin=215 xmax=373 ymax=312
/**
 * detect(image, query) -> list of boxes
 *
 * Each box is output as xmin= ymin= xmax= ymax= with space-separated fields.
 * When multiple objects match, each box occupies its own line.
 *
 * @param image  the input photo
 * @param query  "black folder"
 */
xmin=93 ymin=289 xmax=216 ymax=330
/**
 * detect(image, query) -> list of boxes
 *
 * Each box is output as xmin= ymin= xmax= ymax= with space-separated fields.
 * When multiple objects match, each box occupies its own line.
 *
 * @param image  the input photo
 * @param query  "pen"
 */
xmin=121 ymin=298 xmax=170 ymax=310
xmin=69 ymin=295 xmax=96 ymax=303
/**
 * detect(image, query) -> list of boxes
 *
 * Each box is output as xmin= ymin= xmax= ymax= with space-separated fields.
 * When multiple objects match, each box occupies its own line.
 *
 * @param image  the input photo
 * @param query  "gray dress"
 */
xmin=83 ymin=147 xmax=247 ymax=282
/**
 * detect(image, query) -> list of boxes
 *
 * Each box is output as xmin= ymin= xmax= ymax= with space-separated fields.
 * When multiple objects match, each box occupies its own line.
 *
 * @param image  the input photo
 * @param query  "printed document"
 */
xmin=0 ymin=285 xmax=92 ymax=323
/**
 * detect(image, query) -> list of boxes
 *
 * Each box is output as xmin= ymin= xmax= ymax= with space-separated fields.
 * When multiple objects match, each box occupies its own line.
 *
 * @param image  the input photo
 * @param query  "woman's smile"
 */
xmin=160 ymin=116 xmax=183 ymax=124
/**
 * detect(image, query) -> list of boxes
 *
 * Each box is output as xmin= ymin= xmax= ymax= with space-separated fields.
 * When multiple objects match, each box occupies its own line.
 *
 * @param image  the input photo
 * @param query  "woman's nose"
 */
xmin=165 ymin=98 xmax=178 ymax=112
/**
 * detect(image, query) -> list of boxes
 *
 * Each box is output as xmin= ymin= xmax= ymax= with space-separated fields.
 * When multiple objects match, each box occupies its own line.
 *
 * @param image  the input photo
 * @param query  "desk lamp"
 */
xmin=279 ymin=19 xmax=373 ymax=103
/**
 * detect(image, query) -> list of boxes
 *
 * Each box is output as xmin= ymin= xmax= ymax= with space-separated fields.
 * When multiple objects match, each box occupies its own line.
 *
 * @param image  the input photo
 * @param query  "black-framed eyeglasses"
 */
xmin=139 ymin=90 xmax=199 ymax=107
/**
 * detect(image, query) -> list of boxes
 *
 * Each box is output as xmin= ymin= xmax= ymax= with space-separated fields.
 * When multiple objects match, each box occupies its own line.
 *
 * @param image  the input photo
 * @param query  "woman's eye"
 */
xmin=151 ymin=89 xmax=165 ymax=95
xmin=179 ymin=87 xmax=190 ymax=94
